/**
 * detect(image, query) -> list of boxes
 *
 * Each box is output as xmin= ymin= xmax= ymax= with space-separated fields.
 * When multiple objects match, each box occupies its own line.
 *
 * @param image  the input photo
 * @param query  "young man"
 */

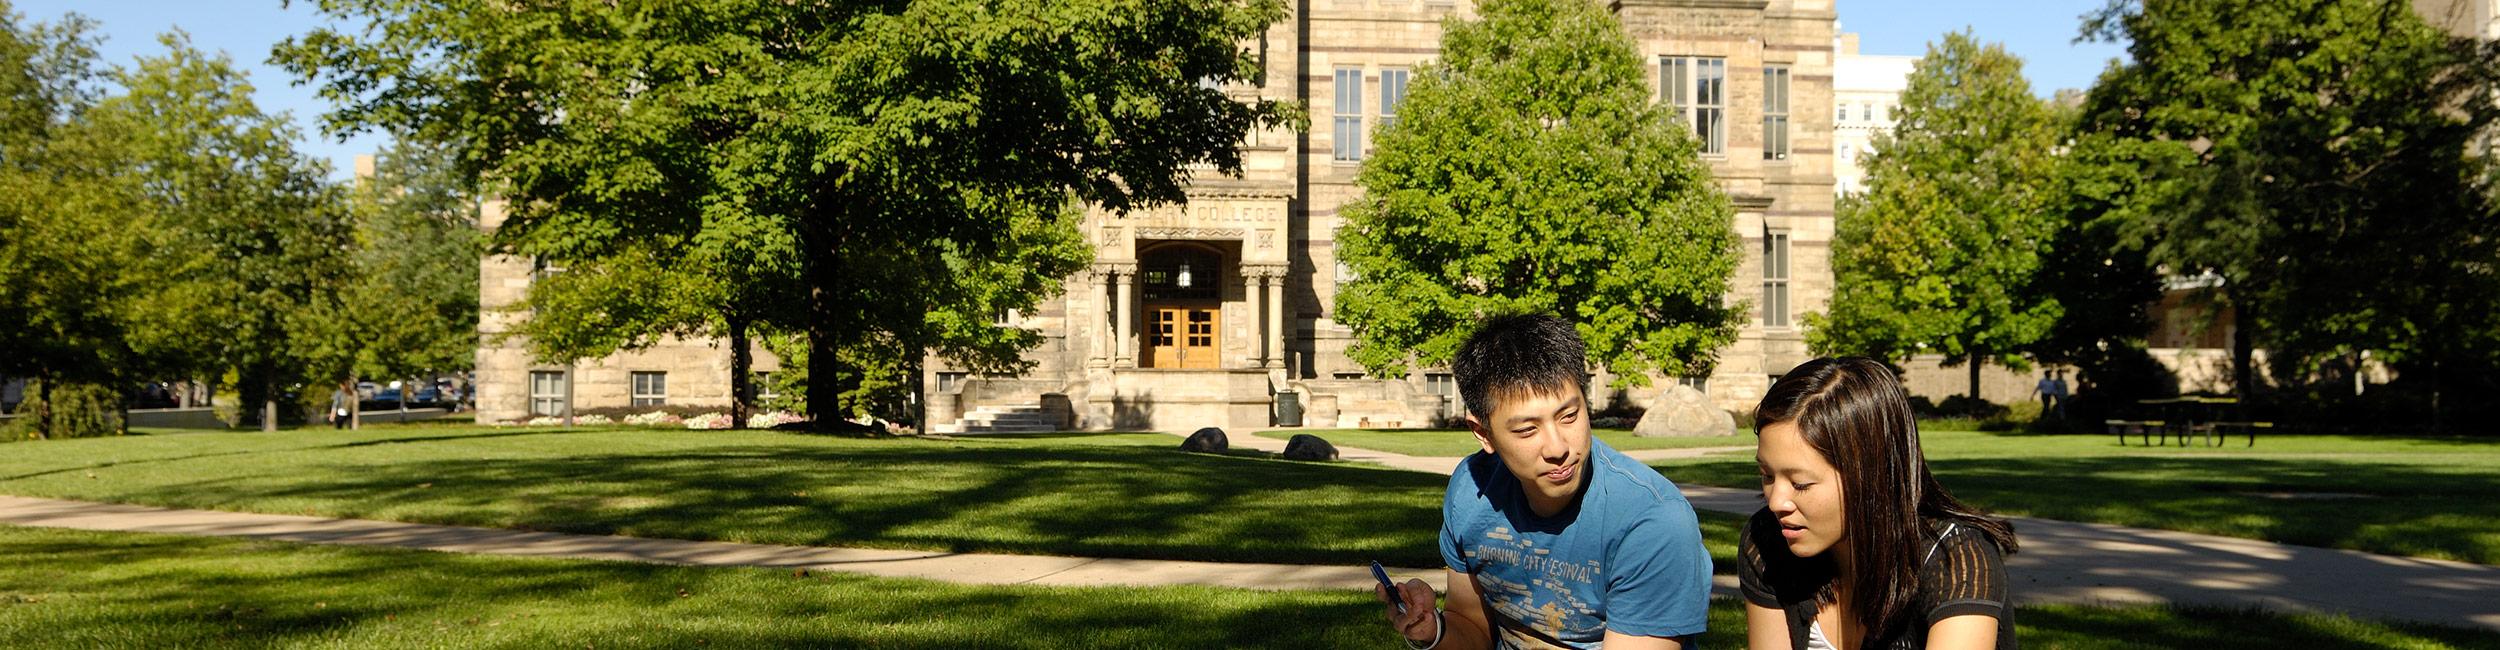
xmin=1378 ymin=314 xmax=1712 ymax=649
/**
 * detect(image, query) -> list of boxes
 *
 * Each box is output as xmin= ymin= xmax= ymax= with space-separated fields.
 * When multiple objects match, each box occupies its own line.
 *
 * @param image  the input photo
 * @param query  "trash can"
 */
xmin=1273 ymin=390 xmax=1303 ymax=427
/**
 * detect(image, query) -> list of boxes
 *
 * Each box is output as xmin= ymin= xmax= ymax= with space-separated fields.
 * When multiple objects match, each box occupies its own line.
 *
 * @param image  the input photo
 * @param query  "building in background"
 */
xmin=924 ymin=0 xmax=1839 ymax=432
xmin=1830 ymin=32 xmax=1915 ymax=196
xmin=471 ymin=197 xmax=780 ymax=425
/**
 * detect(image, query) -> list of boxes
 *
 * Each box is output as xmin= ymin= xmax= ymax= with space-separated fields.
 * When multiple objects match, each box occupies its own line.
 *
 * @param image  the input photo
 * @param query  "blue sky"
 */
xmin=15 ymin=0 xmax=2129 ymax=179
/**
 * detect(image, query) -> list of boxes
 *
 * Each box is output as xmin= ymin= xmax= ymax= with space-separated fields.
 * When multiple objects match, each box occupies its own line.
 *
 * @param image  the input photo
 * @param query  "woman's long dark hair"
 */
xmin=1754 ymin=357 xmax=2016 ymax=643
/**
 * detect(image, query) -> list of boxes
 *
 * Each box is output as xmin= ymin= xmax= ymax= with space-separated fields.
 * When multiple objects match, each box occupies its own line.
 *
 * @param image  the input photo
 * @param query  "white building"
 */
xmin=1831 ymin=32 xmax=1915 ymax=196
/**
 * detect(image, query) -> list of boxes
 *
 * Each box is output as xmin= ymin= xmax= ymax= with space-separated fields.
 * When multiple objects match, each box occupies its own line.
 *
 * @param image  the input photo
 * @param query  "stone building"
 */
xmin=928 ymin=0 xmax=1840 ymax=432
xmin=471 ymin=197 xmax=781 ymax=425
xmin=468 ymin=0 xmax=1839 ymax=430
xmin=1830 ymin=32 xmax=1913 ymax=195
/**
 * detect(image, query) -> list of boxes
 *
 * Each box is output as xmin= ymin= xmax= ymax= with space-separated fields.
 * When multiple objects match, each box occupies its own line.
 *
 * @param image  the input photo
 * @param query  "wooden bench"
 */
xmin=2106 ymin=420 xmax=2169 ymax=446
xmin=2203 ymin=421 xmax=2274 ymax=447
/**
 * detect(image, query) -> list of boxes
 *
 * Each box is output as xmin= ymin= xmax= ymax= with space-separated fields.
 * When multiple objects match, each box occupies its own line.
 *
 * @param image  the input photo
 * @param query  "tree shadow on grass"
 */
xmin=118 ymin=441 xmax=1456 ymax=567
xmin=0 ymin=526 xmax=1401 ymax=649
xmin=1656 ymin=454 xmax=2500 ymax=564
xmin=2015 ymin=603 xmax=2500 ymax=650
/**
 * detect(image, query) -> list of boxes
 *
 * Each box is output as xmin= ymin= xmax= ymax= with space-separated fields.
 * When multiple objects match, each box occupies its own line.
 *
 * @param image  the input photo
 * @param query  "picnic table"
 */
xmin=2106 ymin=397 xmax=2273 ymax=447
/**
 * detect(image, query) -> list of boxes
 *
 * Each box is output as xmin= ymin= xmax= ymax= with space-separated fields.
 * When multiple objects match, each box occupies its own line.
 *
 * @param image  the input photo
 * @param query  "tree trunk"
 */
xmin=729 ymin=314 xmax=752 ymax=430
xmin=806 ymin=229 xmax=844 ymax=429
xmin=116 ymin=383 xmax=129 ymax=437
xmin=1966 ymin=357 xmax=1983 ymax=404
xmin=349 ymin=377 xmax=363 ymax=430
xmin=35 ymin=373 xmax=52 ymax=440
xmin=913 ymin=353 xmax=927 ymax=436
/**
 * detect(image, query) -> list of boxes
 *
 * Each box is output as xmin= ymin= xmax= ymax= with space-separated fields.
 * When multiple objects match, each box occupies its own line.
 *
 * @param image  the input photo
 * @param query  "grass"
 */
xmin=0 ymin=424 xmax=1755 ymax=570
xmin=1646 ymin=429 xmax=2500 ymax=564
xmin=1258 ymin=427 xmax=1752 ymax=458
xmin=0 ymin=426 xmax=1442 ymax=566
xmin=3 ymin=525 xmax=2494 ymax=649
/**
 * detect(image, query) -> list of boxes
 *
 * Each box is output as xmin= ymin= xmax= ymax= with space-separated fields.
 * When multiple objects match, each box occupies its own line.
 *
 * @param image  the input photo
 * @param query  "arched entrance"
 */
xmin=1139 ymin=243 xmax=1224 ymax=369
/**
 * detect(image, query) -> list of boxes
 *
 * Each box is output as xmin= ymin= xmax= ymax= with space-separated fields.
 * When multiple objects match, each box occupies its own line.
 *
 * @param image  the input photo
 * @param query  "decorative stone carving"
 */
xmin=1133 ymin=227 xmax=1246 ymax=240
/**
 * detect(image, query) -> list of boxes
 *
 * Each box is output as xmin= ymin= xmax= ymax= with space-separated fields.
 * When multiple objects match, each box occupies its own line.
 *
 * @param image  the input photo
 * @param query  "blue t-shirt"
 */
xmin=1440 ymin=437 xmax=1712 ymax=648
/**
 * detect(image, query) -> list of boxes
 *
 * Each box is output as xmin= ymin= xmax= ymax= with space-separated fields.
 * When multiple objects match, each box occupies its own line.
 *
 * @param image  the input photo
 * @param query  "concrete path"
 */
xmin=1 ymin=431 xmax=2495 ymax=633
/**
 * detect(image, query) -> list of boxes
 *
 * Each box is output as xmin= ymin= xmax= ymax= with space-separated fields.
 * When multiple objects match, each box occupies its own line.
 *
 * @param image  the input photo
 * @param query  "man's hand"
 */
xmin=1376 ymin=577 xmax=1438 ymax=645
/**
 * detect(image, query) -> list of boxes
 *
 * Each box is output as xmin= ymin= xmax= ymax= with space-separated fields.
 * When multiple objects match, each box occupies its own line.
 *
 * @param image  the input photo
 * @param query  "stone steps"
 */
xmin=929 ymin=405 xmax=1059 ymax=434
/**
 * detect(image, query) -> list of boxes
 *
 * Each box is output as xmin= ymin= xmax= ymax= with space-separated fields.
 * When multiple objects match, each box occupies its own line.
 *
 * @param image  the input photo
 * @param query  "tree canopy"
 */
xmin=280 ymin=0 xmax=1291 ymax=423
xmin=2079 ymin=0 xmax=2500 ymax=421
xmin=1807 ymin=31 xmax=2065 ymax=400
xmin=1334 ymin=0 xmax=1740 ymax=385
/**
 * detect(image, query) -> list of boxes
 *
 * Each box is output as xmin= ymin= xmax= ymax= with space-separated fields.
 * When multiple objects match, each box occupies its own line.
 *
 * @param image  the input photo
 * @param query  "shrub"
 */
xmin=0 ymin=381 xmax=124 ymax=440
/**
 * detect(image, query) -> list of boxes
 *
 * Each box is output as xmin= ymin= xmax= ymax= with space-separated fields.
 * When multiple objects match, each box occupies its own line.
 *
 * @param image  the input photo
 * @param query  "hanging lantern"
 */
xmin=1177 ymin=261 xmax=1193 ymax=288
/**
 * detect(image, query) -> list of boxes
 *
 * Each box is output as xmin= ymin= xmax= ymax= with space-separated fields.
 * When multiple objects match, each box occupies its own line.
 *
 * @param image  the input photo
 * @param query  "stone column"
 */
xmin=1241 ymin=267 xmax=1260 ymax=368
xmin=1264 ymin=270 xmax=1285 ymax=370
xmin=1089 ymin=269 xmax=1113 ymax=367
xmin=1114 ymin=264 xmax=1137 ymax=367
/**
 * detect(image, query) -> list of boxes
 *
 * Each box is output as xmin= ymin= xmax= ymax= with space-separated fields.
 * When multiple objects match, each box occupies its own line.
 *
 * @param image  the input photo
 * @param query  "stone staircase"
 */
xmin=928 ymin=404 xmax=1060 ymax=434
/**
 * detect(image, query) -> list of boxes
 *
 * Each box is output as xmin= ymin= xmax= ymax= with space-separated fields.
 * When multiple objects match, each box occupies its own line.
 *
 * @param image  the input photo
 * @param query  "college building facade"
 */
xmin=927 ymin=0 xmax=1839 ymax=432
xmin=473 ymin=0 xmax=1840 ymax=430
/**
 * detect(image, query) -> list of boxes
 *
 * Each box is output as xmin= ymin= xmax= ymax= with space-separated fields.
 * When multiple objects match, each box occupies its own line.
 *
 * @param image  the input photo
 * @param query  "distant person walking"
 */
xmin=2032 ymin=371 xmax=2057 ymax=418
xmin=327 ymin=384 xmax=352 ymax=430
xmin=2048 ymin=370 xmax=2070 ymax=422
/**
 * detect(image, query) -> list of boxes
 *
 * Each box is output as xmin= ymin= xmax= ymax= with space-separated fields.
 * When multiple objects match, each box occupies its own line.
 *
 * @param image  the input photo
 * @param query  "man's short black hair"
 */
xmin=1452 ymin=313 xmax=1588 ymax=421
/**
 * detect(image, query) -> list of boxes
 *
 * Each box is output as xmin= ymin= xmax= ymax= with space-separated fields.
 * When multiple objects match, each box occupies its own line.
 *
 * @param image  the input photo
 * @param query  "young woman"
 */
xmin=1741 ymin=357 xmax=2019 ymax=650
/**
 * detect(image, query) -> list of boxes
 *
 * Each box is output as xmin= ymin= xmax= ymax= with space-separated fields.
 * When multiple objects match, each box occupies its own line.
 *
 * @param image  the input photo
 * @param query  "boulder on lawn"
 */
xmin=1632 ymin=385 xmax=1737 ymax=437
xmin=1182 ymin=427 xmax=1229 ymax=453
xmin=1281 ymin=434 xmax=1339 ymax=461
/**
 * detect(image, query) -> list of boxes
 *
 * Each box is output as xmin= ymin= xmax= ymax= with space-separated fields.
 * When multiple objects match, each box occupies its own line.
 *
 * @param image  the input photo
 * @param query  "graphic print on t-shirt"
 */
xmin=1467 ymin=525 xmax=1604 ymax=648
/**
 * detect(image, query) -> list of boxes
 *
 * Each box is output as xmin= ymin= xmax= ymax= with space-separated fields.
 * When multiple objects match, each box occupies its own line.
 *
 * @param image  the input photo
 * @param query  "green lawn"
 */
xmin=1647 ymin=429 xmax=2500 ymax=564
xmin=1258 ymin=427 xmax=1752 ymax=458
xmin=3 ymin=526 xmax=2492 ymax=649
xmin=0 ymin=427 xmax=1453 ymax=566
xmin=0 ymin=425 xmax=1752 ymax=570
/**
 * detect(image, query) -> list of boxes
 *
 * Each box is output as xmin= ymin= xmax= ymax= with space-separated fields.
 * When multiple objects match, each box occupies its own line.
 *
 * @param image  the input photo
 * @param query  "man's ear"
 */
xmin=1465 ymin=414 xmax=1496 ymax=456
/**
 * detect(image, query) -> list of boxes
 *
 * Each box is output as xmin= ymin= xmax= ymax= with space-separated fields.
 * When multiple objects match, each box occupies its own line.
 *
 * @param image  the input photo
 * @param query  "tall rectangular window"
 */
xmin=1379 ymin=69 xmax=1410 ymax=133
xmin=1424 ymin=372 xmax=1455 ymax=396
xmin=1762 ymin=66 xmax=1790 ymax=160
xmin=630 ymin=371 xmax=667 ymax=407
xmin=528 ymin=370 xmax=568 ymax=416
xmin=1762 ymin=232 xmax=1791 ymax=327
xmin=1661 ymin=56 xmax=1726 ymax=154
xmin=1333 ymin=67 xmax=1364 ymax=162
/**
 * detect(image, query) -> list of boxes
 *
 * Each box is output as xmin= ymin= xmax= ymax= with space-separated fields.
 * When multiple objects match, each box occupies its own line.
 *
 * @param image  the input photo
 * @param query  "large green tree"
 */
xmin=0 ymin=2 xmax=134 ymax=435
xmin=0 ymin=6 xmax=218 ymax=437
xmin=90 ymin=34 xmax=351 ymax=431
xmin=300 ymin=137 xmax=482 ymax=423
xmin=278 ymin=0 xmax=1287 ymax=427
xmin=2079 ymin=0 xmax=2500 ymax=422
xmin=1334 ymin=0 xmax=1740 ymax=384
xmin=1807 ymin=31 xmax=2063 ymax=401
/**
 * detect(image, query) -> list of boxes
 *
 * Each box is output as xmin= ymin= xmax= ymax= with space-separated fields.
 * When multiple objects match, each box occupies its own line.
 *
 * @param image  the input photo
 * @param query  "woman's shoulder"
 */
xmin=1917 ymin=519 xmax=2011 ymax=593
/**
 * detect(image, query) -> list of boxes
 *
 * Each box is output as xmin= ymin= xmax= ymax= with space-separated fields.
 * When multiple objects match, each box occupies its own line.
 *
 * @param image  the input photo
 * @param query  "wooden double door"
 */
xmin=1146 ymin=303 xmax=1221 ymax=369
